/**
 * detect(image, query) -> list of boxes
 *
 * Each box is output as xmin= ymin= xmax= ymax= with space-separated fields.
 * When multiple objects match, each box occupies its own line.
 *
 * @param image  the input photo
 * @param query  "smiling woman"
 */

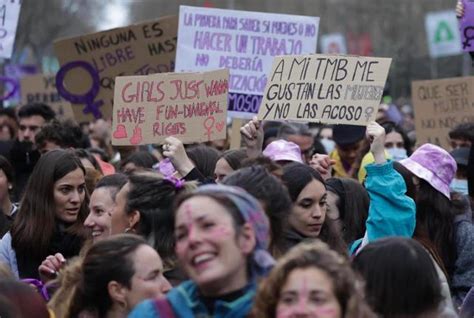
xmin=129 ymin=184 xmax=274 ymax=318
xmin=0 ymin=150 xmax=89 ymax=279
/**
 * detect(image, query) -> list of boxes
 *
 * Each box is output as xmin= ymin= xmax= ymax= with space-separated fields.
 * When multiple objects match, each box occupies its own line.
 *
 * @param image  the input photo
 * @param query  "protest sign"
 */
xmin=175 ymin=6 xmax=319 ymax=118
xmin=257 ymin=54 xmax=392 ymax=126
xmin=320 ymin=33 xmax=347 ymax=54
xmin=227 ymin=93 xmax=262 ymax=119
xmin=54 ymin=15 xmax=178 ymax=123
xmin=459 ymin=0 xmax=474 ymax=52
xmin=425 ymin=11 xmax=462 ymax=58
xmin=21 ymin=74 xmax=74 ymax=120
xmin=412 ymin=77 xmax=474 ymax=149
xmin=0 ymin=0 xmax=21 ymax=59
xmin=111 ymin=69 xmax=228 ymax=146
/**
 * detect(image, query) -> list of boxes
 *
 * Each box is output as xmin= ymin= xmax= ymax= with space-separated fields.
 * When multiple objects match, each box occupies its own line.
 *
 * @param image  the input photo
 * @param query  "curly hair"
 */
xmin=251 ymin=240 xmax=375 ymax=318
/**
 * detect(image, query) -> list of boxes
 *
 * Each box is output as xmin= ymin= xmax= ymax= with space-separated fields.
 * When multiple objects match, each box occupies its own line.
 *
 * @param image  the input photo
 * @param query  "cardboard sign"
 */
xmin=320 ymin=33 xmax=347 ymax=54
xmin=2 ymin=64 xmax=38 ymax=106
xmin=111 ymin=69 xmax=229 ymax=146
xmin=175 ymin=5 xmax=319 ymax=97
xmin=412 ymin=77 xmax=474 ymax=149
xmin=54 ymin=16 xmax=178 ymax=123
xmin=21 ymin=74 xmax=74 ymax=120
xmin=459 ymin=0 xmax=474 ymax=52
xmin=257 ymin=54 xmax=392 ymax=126
xmin=425 ymin=11 xmax=462 ymax=58
xmin=0 ymin=0 xmax=21 ymax=59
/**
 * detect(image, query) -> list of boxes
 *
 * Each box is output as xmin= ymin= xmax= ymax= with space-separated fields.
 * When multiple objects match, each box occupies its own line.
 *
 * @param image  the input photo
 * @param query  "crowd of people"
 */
xmin=0 ymin=100 xmax=471 ymax=318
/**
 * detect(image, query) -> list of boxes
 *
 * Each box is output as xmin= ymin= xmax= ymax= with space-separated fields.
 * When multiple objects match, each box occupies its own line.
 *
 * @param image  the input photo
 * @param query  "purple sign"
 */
xmin=460 ymin=0 xmax=474 ymax=52
xmin=228 ymin=93 xmax=262 ymax=119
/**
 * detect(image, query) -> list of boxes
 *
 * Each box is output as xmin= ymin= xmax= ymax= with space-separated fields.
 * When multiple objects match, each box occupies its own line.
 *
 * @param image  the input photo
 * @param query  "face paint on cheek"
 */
xmin=276 ymin=281 xmax=309 ymax=318
xmin=312 ymin=306 xmax=338 ymax=316
xmin=209 ymin=224 xmax=232 ymax=239
xmin=300 ymin=280 xmax=308 ymax=308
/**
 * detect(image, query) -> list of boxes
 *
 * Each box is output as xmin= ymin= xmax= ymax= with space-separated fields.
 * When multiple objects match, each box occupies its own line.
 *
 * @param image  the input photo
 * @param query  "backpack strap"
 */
xmin=154 ymin=297 xmax=176 ymax=318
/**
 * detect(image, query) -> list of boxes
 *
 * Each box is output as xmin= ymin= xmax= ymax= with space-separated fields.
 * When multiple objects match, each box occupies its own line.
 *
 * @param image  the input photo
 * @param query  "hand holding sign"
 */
xmin=240 ymin=116 xmax=263 ymax=158
xmin=366 ymin=121 xmax=386 ymax=164
xmin=162 ymin=136 xmax=195 ymax=177
xmin=456 ymin=1 xmax=465 ymax=18
xmin=309 ymin=154 xmax=335 ymax=181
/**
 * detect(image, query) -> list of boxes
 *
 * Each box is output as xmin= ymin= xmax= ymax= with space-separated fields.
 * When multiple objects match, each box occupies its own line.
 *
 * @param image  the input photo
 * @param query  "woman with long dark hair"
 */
xmin=353 ymin=237 xmax=445 ymax=318
xmin=0 ymin=149 xmax=88 ymax=279
xmin=281 ymin=163 xmax=347 ymax=255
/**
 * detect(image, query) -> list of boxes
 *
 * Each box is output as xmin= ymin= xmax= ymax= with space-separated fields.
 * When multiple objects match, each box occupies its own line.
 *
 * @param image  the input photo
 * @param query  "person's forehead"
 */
xmin=338 ymin=142 xmax=360 ymax=150
xmin=19 ymin=115 xmax=45 ymax=125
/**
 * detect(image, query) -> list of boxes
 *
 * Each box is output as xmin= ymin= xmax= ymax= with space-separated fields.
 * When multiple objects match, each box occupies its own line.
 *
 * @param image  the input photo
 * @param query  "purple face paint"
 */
xmin=277 ymin=270 xmax=341 ymax=318
xmin=0 ymin=77 xmax=19 ymax=101
xmin=56 ymin=60 xmax=104 ymax=119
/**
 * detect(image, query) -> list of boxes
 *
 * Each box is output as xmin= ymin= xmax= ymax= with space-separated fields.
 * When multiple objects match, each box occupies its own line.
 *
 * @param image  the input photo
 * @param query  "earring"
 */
xmin=124 ymin=227 xmax=136 ymax=234
xmin=8 ymin=185 xmax=12 ymax=190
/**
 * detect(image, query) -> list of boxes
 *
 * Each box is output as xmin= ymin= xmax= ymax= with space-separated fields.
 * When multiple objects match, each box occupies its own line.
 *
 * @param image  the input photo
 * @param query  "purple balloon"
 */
xmin=56 ymin=61 xmax=103 ymax=119
xmin=0 ymin=76 xmax=19 ymax=101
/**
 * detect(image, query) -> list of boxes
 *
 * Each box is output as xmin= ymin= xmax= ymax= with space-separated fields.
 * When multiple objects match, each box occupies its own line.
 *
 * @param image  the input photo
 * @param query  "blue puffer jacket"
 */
xmin=350 ymin=160 xmax=416 ymax=254
xmin=128 ymin=280 xmax=256 ymax=318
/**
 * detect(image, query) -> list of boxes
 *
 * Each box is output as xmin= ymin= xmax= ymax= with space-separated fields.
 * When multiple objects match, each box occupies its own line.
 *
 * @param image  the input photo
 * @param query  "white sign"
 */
xmin=175 ymin=5 xmax=319 ymax=96
xmin=425 ymin=10 xmax=462 ymax=58
xmin=320 ymin=33 xmax=347 ymax=54
xmin=0 ymin=0 xmax=21 ymax=59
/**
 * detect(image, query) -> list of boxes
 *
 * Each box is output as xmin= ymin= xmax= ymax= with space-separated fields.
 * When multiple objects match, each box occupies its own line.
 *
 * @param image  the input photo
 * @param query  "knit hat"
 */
xmin=400 ymin=144 xmax=457 ymax=199
xmin=262 ymin=139 xmax=303 ymax=163
xmin=194 ymin=184 xmax=275 ymax=277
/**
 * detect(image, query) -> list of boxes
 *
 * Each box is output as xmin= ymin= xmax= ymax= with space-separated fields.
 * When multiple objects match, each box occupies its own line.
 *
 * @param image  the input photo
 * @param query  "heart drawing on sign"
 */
xmin=215 ymin=121 xmax=225 ymax=132
xmin=113 ymin=124 xmax=128 ymax=139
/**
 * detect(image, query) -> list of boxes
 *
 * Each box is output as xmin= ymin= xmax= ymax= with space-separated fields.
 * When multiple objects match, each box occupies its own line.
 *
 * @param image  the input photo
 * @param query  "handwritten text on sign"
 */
xmin=112 ymin=69 xmax=228 ymax=145
xmin=54 ymin=15 xmax=178 ymax=122
xmin=175 ymin=6 xmax=319 ymax=96
xmin=0 ymin=0 xmax=21 ymax=59
xmin=412 ymin=77 xmax=474 ymax=149
xmin=257 ymin=54 xmax=392 ymax=126
xmin=21 ymin=74 xmax=74 ymax=120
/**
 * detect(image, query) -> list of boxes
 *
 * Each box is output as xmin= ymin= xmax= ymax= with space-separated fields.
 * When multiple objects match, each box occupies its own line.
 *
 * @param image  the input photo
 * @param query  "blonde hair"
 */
xmin=47 ymin=257 xmax=83 ymax=318
xmin=251 ymin=240 xmax=375 ymax=318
